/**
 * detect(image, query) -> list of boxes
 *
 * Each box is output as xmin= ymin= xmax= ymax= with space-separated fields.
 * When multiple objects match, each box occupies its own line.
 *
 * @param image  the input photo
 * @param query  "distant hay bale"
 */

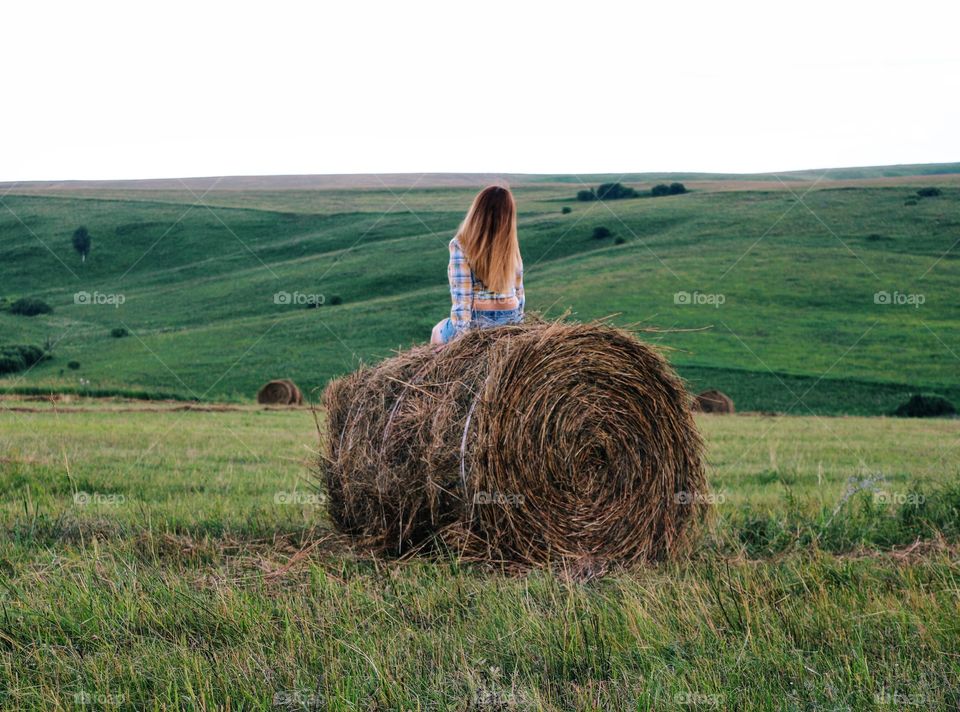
xmin=319 ymin=321 xmax=707 ymax=567
xmin=256 ymin=379 xmax=304 ymax=405
xmin=694 ymin=389 xmax=735 ymax=414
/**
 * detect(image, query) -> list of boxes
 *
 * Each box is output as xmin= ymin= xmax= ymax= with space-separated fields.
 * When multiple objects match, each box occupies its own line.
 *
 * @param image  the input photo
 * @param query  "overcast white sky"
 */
xmin=2 ymin=0 xmax=959 ymax=181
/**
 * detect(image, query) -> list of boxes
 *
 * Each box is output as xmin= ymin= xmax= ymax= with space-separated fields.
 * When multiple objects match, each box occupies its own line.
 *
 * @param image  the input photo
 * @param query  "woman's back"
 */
xmin=432 ymin=186 xmax=525 ymax=345
xmin=448 ymin=236 xmax=523 ymax=305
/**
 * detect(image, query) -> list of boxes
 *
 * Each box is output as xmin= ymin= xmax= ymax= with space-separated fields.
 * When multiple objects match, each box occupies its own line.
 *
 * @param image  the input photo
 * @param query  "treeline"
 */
xmin=577 ymin=182 xmax=687 ymax=201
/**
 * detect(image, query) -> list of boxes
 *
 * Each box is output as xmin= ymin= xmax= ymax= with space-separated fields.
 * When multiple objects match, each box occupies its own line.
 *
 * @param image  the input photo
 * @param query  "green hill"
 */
xmin=2 ymin=172 xmax=958 ymax=414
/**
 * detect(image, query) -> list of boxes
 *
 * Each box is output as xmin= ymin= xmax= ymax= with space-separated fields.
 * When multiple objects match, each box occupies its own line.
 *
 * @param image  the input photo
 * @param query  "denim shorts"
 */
xmin=437 ymin=308 xmax=522 ymax=343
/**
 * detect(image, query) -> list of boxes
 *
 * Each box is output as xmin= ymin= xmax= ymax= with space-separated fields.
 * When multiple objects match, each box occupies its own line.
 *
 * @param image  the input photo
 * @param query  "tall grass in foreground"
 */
xmin=1 ymin=406 xmax=958 ymax=709
xmin=2 ymin=538 xmax=958 ymax=709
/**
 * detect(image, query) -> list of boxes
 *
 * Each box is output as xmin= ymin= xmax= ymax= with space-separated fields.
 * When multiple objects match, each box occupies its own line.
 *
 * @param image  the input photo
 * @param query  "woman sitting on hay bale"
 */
xmin=431 ymin=185 xmax=525 ymax=344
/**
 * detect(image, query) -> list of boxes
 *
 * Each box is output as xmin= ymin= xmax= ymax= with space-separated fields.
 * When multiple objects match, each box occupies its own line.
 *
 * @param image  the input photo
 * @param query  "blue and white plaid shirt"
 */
xmin=448 ymin=237 xmax=524 ymax=335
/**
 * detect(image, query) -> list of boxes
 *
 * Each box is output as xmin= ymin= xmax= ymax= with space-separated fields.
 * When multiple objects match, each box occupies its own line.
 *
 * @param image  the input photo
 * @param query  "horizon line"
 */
xmin=2 ymin=160 xmax=960 ymax=187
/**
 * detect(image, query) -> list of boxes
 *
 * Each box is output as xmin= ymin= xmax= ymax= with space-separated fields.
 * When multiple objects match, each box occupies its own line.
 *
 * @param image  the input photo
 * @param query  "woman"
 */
xmin=431 ymin=185 xmax=524 ymax=345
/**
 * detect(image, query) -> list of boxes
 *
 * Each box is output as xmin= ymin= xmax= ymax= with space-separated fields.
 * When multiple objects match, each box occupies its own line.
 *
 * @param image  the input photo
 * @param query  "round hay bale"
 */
xmin=320 ymin=321 xmax=706 ymax=566
xmin=256 ymin=379 xmax=304 ymax=405
xmin=694 ymin=389 xmax=734 ymax=414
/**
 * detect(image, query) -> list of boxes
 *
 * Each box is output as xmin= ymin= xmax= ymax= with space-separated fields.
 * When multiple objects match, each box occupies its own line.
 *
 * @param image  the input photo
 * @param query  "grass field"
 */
xmin=1 ymin=401 xmax=959 ymax=710
xmin=2 ymin=170 xmax=959 ymax=414
xmin=2 ymin=168 xmax=960 ymax=709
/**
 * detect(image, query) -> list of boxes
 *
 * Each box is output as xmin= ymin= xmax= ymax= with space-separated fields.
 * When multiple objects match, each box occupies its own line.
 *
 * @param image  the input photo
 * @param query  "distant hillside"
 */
xmin=2 ymin=162 xmax=959 ymax=192
xmin=529 ymin=162 xmax=960 ymax=184
xmin=1 ymin=177 xmax=958 ymax=414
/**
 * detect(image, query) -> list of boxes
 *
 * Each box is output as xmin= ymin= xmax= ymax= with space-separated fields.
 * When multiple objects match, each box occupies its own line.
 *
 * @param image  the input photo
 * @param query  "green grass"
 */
xmin=2 ymin=172 xmax=959 ymax=708
xmin=2 ymin=179 xmax=959 ymax=413
xmin=1 ymin=403 xmax=959 ymax=709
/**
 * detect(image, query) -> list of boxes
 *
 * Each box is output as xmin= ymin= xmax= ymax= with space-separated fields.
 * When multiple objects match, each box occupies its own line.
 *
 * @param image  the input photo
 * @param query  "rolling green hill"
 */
xmin=2 ymin=171 xmax=958 ymax=414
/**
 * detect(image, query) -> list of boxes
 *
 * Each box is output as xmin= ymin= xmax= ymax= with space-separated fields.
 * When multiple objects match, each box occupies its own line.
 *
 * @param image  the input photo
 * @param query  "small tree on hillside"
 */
xmin=72 ymin=226 xmax=92 ymax=263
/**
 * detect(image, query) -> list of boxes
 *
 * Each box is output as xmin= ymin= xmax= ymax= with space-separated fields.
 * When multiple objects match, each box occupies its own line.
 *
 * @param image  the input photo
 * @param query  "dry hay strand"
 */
xmin=694 ymin=389 xmax=735 ymax=414
xmin=319 ymin=320 xmax=707 ymax=567
xmin=257 ymin=379 xmax=304 ymax=406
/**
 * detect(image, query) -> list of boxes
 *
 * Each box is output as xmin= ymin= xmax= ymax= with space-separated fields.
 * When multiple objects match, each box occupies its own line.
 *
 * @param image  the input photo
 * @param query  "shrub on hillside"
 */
xmin=0 ymin=344 xmax=50 ymax=375
xmin=561 ymin=206 xmax=572 ymax=214
xmin=596 ymin=182 xmax=638 ymax=200
xmin=110 ymin=327 xmax=130 ymax=338
xmin=10 ymin=298 xmax=53 ymax=316
xmin=592 ymin=226 xmax=613 ymax=240
xmin=650 ymin=182 xmax=688 ymax=197
xmin=0 ymin=353 xmax=23 ymax=375
xmin=329 ymin=295 xmax=343 ymax=305
xmin=578 ymin=183 xmax=640 ymax=201
xmin=10 ymin=298 xmax=51 ymax=316
xmin=614 ymin=236 xmax=626 ymax=245
xmin=916 ymin=187 xmax=942 ymax=198
xmin=904 ymin=199 xmax=918 ymax=206
xmin=893 ymin=394 xmax=956 ymax=418
xmin=67 ymin=360 xmax=81 ymax=370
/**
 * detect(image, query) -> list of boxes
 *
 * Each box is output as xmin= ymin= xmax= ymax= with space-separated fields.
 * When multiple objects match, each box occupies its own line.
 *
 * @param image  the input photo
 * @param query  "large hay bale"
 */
xmin=256 ymin=379 xmax=304 ymax=405
xmin=320 ymin=321 xmax=706 ymax=566
xmin=694 ymin=389 xmax=734 ymax=414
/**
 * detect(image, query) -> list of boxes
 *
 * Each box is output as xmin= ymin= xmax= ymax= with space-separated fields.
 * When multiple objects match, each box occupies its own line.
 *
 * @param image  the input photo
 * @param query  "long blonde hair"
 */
xmin=456 ymin=185 xmax=520 ymax=294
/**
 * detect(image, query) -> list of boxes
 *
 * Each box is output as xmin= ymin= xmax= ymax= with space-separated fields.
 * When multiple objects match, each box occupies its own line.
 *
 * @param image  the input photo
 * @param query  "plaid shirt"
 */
xmin=448 ymin=237 xmax=524 ymax=335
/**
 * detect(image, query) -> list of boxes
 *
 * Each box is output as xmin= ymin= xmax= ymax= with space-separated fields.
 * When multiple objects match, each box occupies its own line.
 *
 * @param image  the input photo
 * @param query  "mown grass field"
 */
xmin=1 ymin=402 xmax=958 ymax=710
xmin=2 ymin=172 xmax=959 ymax=414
